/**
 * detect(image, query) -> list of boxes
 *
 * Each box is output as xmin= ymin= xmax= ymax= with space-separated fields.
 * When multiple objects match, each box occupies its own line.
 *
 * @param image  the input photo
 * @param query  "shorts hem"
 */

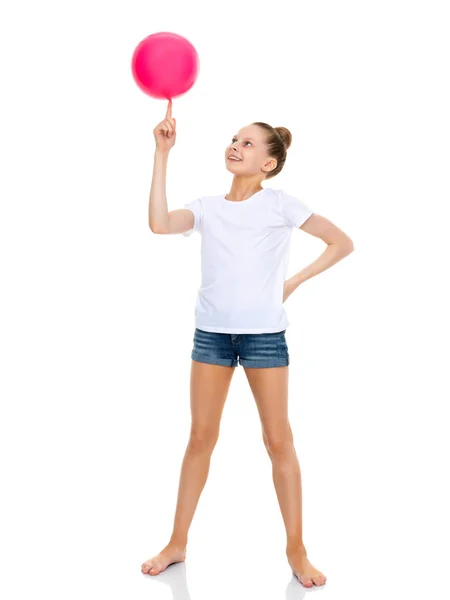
xmin=239 ymin=358 xmax=289 ymax=368
xmin=191 ymin=351 xmax=238 ymax=367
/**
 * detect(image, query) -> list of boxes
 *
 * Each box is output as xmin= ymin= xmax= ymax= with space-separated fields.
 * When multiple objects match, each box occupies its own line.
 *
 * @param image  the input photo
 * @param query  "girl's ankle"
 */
xmin=286 ymin=540 xmax=306 ymax=554
xmin=169 ymin=537 xmax=187 ymax=549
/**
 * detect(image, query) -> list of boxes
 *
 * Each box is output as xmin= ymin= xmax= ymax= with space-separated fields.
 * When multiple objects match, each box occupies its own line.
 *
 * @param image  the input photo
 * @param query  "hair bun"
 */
xmin=274 ymin=126 xmax=292 ymax=150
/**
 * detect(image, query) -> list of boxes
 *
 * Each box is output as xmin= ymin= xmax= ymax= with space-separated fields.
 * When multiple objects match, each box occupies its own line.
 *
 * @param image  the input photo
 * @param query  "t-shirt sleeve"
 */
xmin=182 ymin=197 xmax=203 ymax=236
xmin=278 ymin=189 xmax=313 ymax=228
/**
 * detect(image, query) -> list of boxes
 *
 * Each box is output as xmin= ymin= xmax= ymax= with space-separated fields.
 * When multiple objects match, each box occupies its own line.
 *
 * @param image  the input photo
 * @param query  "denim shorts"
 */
xmin=191 ymin=327 xmax=289 ymax=368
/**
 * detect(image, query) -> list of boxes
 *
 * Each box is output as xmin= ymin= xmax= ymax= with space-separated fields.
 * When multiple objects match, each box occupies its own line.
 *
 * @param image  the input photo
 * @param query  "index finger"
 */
xmin=165 ymin=99 xmax=172 ymax=119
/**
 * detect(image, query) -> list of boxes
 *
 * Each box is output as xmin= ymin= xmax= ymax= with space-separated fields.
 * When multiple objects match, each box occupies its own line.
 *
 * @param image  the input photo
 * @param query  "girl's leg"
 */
xmin=142 ymin=360 xmax=235 ymax=575
xmin=243 ymin=365 xmax=326 ymax=588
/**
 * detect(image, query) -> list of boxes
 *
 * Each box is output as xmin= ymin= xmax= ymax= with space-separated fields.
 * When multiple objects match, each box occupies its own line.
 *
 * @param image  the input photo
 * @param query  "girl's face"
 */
xmin=224 ymin=124 xmax=277 ymax=179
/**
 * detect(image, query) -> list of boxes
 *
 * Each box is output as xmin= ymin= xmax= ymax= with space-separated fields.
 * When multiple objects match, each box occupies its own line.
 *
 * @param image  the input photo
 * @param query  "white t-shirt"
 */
xmin=182 ymin=187 xmax=313 ymax=334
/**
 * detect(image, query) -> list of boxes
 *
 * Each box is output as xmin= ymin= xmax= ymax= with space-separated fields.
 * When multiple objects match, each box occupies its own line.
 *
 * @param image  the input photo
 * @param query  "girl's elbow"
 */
xmin=149 ymin=222 xmax=168 ymax=234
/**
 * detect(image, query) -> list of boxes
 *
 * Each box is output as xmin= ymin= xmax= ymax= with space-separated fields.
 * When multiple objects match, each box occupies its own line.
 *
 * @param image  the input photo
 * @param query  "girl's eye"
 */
xmin=231 ymin=138 xmax=251 ymax=146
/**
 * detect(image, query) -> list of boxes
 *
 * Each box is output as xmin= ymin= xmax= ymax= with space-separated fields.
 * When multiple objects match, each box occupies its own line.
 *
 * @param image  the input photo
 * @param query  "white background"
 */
xmin=1 ymin=1 xmax=449 ymax=599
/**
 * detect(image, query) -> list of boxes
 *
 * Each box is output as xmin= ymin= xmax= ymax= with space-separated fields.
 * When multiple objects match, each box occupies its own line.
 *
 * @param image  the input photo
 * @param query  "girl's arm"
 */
xmin=283 ymin=213 xmax=354 ymax=302
xmin=148 ymin=100 xmax=178 ymax=233
xmin=148 ymin=151 xmax=195 ymax=235
xmin=148 ymin=149 xmax=170 ymax=232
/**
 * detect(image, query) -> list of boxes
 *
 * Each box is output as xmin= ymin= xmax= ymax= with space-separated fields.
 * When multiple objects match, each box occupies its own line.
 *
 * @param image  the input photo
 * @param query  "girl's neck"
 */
xmin=227 ymin=178 xmax=264 ymax=202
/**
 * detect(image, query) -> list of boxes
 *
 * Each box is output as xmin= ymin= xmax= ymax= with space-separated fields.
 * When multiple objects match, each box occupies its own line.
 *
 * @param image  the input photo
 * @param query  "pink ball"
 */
xmin=131 ymin=32 xmax=199 ymax=99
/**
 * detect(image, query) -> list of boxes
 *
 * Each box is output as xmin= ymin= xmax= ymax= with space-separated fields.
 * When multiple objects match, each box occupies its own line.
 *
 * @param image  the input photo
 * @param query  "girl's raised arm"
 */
xmin=148 ymin=100 xmax=182 ymax=233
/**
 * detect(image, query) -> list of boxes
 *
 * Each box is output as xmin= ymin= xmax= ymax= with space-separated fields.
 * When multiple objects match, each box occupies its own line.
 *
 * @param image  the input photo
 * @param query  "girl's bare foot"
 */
xmin=141 ymin=542 xmax=186 ymax=575
xmin=286 ymin=545 xmax=327 ymax=588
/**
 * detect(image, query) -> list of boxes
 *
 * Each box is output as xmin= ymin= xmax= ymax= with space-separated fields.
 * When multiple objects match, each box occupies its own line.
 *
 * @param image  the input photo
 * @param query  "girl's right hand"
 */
xmin=153 ymin=100 xmax=176 ymax=153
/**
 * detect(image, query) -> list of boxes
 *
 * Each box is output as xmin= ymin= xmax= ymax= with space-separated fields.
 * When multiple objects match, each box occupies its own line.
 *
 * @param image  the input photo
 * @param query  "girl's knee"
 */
xmin=262 ymin=426 xmax=294 ymax=457
xmin=188 ymin=428 xmax=218 ymax=454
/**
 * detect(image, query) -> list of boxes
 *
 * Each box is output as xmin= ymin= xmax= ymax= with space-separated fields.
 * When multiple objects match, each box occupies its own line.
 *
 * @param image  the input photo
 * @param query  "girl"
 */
xmin=142 ymin=100 xmax=354 ymax=588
